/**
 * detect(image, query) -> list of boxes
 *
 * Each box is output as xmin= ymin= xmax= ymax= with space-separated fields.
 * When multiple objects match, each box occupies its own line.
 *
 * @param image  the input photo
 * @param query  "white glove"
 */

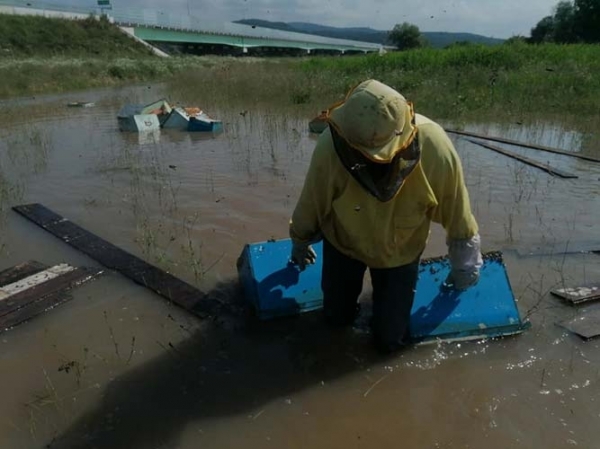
xmin=444 ymin=234 xmax=483 ymax=291
xmin=291 ymin=241 xmax=317 ymax=271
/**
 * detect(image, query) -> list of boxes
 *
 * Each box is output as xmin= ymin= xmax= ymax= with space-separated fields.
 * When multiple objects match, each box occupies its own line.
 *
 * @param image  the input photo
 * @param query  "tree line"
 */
xmin=529 ymin=0 xmax=599 ymax=43
xmin=388 ymin=0 xmax=599 ymax=50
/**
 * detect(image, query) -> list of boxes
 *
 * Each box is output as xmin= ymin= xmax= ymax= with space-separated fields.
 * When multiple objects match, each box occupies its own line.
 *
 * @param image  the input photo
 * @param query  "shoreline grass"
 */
xmin=165 ymin=43 xmax=600 ymax=124
xmin=297 ymin=43 xmax=600 ymax=119
xmin=0 ymin=10 xmax=599 ymax=122
xmin=3 ymin=46 xmax=600 ymax=124
xmin=0 ymin=56 xmax=217 ymax=99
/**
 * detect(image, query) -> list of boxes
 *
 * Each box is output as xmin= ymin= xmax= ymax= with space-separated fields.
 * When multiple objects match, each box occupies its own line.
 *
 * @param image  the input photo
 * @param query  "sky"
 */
xmin=50 ymin=0 xmax=560 ymax=38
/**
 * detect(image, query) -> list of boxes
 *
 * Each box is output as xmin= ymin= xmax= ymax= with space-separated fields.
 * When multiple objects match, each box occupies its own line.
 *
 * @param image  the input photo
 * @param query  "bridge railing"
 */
xmin=0 ymin=0 xmax=383 ymax=50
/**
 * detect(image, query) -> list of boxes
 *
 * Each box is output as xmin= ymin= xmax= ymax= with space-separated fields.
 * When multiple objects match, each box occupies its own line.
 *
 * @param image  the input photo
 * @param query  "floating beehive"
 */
xmin=237 ymin=239 xmax=529 ymax=343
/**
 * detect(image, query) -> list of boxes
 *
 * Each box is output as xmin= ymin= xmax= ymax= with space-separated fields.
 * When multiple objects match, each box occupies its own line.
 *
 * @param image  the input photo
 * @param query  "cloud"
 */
xmin=44 ymin=0 xmax=558 ymax=38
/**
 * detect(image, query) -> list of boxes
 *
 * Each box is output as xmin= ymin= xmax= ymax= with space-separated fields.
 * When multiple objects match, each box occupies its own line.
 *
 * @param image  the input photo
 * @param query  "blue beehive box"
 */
xmin=237 ymin=239 xmax=530 ymax=342
xmin=237 ymin=239 xmax=325 ymax=320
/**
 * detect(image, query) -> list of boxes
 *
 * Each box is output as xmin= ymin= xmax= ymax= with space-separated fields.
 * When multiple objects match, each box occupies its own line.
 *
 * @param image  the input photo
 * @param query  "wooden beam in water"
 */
xmin=446 ymin=128 xmax=600 ymax=164
xmin=0 ymin=291 xmax=72 ymax=331
xmin=551 ymin=283 xmax=600 ymax=305
xmin=515 ymin=243 xmax=600 ymax=258
xmin=12 ymin=204 xmax=220 ymax=318
xmin=0 ymin=264 xmax=76 ymax=300
xmin=466 ymin=139 xmax=579 ymax=179
xmin=0 ymin=265 xmax=101 ymax=318
xmin=0 ymin=260 xmax=47 ymax=287
xmin=557 ymin=306 xmax=600 ymax=339
xmin=0 ymin=265 xmax=103 ymax=332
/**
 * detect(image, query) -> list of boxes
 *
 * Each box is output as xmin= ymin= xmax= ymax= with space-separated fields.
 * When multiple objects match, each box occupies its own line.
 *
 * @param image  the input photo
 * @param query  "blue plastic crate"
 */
xmin=237 ymin=239 xmax=529 ymax=342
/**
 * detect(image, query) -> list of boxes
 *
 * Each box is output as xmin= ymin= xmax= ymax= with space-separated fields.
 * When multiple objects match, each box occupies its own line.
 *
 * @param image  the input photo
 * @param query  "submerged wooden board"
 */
xmin=557 ymin=306 xmax=600 ymax=339
xmin=0 ymin=266 xmax=102 ymax=318
xmin=515 ymin=245 xmax=600 ymax=258
xmin=0 ymin=262 xmax=103 ymax=333
xmin=0 ymin=264 xmax=75 ymax=299
xmin=12 ymin=204 xmax=219 ymax=318
xmin=446 ymin=128 xmax=600 ymax=164
xmin=467 ymin=139 xmax=579 ymax=179
xmin=0 ymin=261 xmax=47 ymax=287
xmin=1 ymin=291 xmax=71 ymax=332
xmin=551 ymin=283 xmax=600 ymax=305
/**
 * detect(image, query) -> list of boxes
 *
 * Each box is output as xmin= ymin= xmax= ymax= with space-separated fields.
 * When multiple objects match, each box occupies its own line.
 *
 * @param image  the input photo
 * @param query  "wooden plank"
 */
xmin=12 ymin=204 xmax=219 ymax=317
xmin=466 ymin=139 xmax=579 ymax=179
xmin=551 ymin=283 xmax=600 ymax=305
xmin=517 ymin=248 xmax=600 ymax=257
xmin=0 ymin=291 xmax=72 ymax=332
xmin=0 ymin=264 xmax=76 ymax=299
xmin=0 ymin=261 xmax=47 ymax=287
xmin=446 ymin=128 xmax=600 ymax=164
xmin=557 ymin=306 xmax=600 ymax=339
xmin=0 ymin=267 xmax=102 ymax=318
xmin=516 ymin=244 xmax=600 ymax=258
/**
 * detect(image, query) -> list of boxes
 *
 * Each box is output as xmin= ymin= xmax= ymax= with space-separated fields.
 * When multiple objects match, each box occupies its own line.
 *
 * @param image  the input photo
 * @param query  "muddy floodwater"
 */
xmin=1 ymin=84 xmax=600 ymax=449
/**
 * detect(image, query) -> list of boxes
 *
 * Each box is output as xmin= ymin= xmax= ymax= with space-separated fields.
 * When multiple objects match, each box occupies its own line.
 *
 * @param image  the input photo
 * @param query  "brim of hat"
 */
xmin=325 ymin=96 xmax=417 ymax=163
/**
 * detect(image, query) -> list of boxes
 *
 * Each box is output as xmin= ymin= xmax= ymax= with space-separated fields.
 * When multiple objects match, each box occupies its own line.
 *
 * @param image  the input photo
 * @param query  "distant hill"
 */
xmin=235 ymin=19 xmax=505 ymax=48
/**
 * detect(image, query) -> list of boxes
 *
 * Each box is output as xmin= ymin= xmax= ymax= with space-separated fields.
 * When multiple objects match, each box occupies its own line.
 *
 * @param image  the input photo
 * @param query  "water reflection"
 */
xmin=119 ymin=129 xmax=162 ymax=146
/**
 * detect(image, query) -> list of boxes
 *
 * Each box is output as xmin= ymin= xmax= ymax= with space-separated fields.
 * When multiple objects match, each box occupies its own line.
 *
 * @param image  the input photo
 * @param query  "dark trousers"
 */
xmin=321 ymin=238 xmax=420 ymax=353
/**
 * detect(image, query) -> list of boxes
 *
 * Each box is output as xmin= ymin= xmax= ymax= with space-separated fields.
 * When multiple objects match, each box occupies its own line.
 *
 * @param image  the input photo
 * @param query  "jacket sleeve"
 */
xmin=289 ymin=131 xmax=339 ymax=245
xmin=423 ymin=125 xmax=482 ymax=274
xmin=424 ymin=126 xmax=479 ymax=240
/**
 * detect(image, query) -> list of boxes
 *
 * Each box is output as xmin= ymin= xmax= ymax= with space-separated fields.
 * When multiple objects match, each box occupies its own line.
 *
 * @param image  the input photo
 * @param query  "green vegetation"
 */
xmin=0 ymin=14 xmax=153 ymax=57
xmin=0 ymin=56 xmax=213 ymax=98
xmin=388 ymin=22 xmax=428 ymax=50
xmin=169 ymin=43 xmax=600 ymax=122
xmin=529 ymin=0 xmax=600 ymax=43
xmin=0 ymin=13 xmax=169 ymax=97
xmin=301 ymin=43 xmax=600 ymax=119
xmin=1 ymin=13 xmax=600 ymax=125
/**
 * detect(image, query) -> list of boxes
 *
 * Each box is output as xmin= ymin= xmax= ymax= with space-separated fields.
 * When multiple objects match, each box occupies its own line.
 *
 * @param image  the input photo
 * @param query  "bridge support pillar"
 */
xmin=306 ymin=49 xmax=311 ymax=54
xmin=243 ymin=46 xmax=248 ymax=54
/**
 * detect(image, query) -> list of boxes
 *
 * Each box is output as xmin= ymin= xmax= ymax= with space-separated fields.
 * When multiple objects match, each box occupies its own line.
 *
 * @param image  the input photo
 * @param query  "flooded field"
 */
xmin=1 ymin=84 xmax=600 ymax=449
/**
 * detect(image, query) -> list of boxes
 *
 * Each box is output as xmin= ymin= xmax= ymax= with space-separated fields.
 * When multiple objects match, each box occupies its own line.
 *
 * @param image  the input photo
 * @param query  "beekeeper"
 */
xmin=289 ymin=79 xmax=483 ymax=353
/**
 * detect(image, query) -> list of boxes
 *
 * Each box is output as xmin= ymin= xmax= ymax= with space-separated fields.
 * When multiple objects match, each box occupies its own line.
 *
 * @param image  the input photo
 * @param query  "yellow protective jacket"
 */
xmin=289 ymin=114 xmax=479 ymax=269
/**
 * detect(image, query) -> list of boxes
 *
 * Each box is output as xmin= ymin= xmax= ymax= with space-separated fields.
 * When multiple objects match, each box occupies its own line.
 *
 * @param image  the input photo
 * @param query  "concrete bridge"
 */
xmin=0 ymin=0 xmax=387 ymax=56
